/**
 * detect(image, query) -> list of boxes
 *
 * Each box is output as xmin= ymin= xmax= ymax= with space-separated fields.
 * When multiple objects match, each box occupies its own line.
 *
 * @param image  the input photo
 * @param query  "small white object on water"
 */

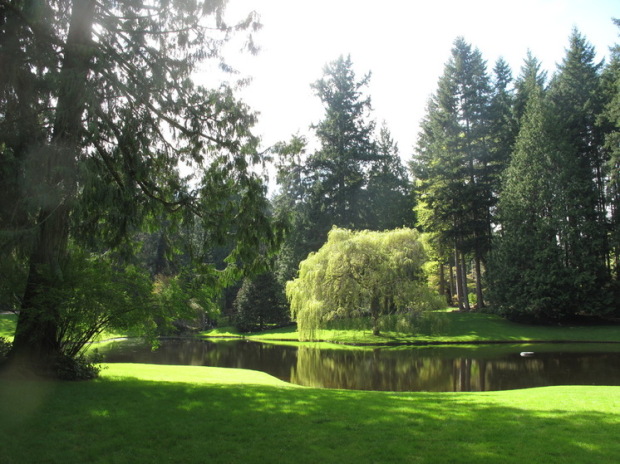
xmin=520 ymin=352 xmax=534 ymax=357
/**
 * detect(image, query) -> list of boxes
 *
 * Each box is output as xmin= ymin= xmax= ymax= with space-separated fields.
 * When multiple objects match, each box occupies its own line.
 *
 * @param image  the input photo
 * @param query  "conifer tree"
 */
xmin=306 ymin=55 xmax=377 ymax=232
xmin=489 ymin=87 xmax=572 ymax=320
xmin=0 ymin=0 xmax=279 ymax=374
xmin=547 ymin=29 xmax=610 ymax=300
xmin=364 ymin=124 xmax=414 ymax=230
xmin=412 ymin=37 xmax=492 ymax=310
xmin=600 ymin=19 xmax=620 ymax=285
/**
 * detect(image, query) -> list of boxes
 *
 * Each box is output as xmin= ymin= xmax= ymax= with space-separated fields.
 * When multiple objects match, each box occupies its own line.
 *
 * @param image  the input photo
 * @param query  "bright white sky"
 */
xmin=206 ymin=0 xmax=619 ymax=162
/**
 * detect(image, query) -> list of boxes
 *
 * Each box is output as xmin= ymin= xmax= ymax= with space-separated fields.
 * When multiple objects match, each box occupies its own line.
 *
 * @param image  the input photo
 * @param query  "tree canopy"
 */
xmin=0 ymin=0 xmax=281 ymax=375
xmin=286 ymin=228 xmax=440 ymax=341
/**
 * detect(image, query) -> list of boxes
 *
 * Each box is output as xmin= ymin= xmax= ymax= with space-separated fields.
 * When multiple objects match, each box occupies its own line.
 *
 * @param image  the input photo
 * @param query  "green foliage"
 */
xmin=412 ymin=37 xmax=495 ymax=310
xmin=0 ymin=338 xmax=11 ymax=362
xmin=287 ymin=228 xmax=437 ymax=340
xmin=489 ymin=30 xmax=613 ymax=321
xmin=233 ymin=271 xmax=290 ymax=332
xmin=52 ymin=353 xmax=102 ymax=381
xmin=364 ymin=125 xmax=415 ymax=230
xmin=1 ymin=0 xmax=282 ymax=372
xmin=32 ymin=250 xmax=155 ymax=358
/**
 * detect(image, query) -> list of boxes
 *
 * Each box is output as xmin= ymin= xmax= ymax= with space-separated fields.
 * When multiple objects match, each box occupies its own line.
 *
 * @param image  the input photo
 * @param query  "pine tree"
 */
xmin=599 ymin=18 xmax=620 ymax=305
xmin=233 ymin=271 xmax=289 ymax=332
xmin=514 ymin=50 xmax=548 ymax=123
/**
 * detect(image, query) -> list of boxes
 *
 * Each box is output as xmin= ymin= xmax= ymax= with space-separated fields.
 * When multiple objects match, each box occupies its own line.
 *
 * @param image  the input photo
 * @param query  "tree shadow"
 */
xmin=1 ymin=377 xmax=618 ymax=463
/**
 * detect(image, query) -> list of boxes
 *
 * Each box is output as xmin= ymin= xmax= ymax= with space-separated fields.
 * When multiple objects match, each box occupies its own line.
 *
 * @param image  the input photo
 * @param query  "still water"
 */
xmin=99 ymin=338 xmax=620 ymax=392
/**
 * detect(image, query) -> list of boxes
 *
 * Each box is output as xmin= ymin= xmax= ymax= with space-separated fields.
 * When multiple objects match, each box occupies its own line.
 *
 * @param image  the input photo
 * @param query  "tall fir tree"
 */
xmin=513 ymin=50 xmax=548 ymax=123
xmin=364 ymin=124 xmax=415 ymax=230
xmin=412 ymin=37 xmax=492 ymax=310
xmin=599 ymin=18 xmax=620 ymax=305
xmin=306 ymin=55 xmax=377 ymax=233
xmin=547 ymin=29 xmax=610 ymax=299
xmin=489 ymin=87 xmax=574 ymax=320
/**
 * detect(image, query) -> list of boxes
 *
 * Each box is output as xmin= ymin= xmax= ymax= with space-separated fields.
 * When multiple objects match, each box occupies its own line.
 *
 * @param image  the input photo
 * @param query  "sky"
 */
xmin=205 ymin=0 xmax=619 ymax=163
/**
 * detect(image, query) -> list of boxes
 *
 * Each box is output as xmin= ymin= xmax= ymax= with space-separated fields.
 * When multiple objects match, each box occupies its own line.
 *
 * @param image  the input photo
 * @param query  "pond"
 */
xmin=98 ymin=338 xmax=620 ymax=392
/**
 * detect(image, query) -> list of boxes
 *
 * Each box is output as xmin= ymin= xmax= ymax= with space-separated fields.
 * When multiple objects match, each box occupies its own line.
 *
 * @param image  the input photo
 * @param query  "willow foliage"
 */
xmin=286 ymin=228 xmax=439 ymax=341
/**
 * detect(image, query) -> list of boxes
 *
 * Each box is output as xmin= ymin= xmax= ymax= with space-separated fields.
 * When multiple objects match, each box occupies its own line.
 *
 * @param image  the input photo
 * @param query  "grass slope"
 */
xmin=1 ymin=364 xmax=619 ymax=463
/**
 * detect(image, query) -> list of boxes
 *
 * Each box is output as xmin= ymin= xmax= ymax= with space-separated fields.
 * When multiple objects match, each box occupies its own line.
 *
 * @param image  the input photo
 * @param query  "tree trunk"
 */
xmin=439 ymin=262 xmax=450 ymax=305
xmin=370 ymin=294 xmax=381 ymax=336
xmin=448 ymin=258 xmax=455 ymax=306
xmin=454 ymin=247 xmax=464 ymax=311
xmin=474 ymin=255 xmax=484 ymax=309
xmin=460 ymin=252 xmax=471 ymax=312
xmin=10 ymin=0 xmax=96 ymax=373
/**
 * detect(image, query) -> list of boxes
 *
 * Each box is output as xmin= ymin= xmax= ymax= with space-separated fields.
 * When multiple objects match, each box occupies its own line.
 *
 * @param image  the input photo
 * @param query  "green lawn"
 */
xmin=1 ymin=363 xmax=619 ymax=463
xmin=204 ymin=311 xmax=620 ymax=345
xmin=5 ymin=310 xmax=620 ymax=347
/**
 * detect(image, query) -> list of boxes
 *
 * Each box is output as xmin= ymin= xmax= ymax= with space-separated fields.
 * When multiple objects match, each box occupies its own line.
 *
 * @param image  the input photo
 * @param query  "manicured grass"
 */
xmin=204 ymin=311 xmax=620 ymax=345
xmin=1 ymin=363 xmax=619 ymax=463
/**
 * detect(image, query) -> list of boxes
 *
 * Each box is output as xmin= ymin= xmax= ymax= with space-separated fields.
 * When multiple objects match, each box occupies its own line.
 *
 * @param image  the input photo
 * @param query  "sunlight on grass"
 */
xmin=2 ymin=364 xmax=619 ymax=463
xmin=204 ymin=311 xmax=620 ymax=345
xmin=102 ymin=363 xmax=295 ymax=387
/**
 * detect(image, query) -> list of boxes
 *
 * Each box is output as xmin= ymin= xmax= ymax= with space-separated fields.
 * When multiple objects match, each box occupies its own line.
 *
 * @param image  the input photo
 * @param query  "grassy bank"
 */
xmin=5 ymin=311 xmax=620 ymax=347
xmin=204 ymin=311 xmax=620 ymax=345
xmin=1 ymin=363 xmax=618 ymax=463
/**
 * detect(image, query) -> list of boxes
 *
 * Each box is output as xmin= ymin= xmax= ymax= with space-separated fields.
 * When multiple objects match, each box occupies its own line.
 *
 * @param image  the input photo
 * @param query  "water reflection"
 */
xmin=99 ymin=339 xmax=620 ymax=392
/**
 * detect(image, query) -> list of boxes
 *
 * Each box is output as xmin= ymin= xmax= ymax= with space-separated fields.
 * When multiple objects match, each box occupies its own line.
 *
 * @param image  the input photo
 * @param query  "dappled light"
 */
xmin=1 ymin=374 xmax=619 ymax=463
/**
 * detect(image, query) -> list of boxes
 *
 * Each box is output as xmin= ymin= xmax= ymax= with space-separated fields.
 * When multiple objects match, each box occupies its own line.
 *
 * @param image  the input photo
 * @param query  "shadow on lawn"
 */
xmin=1 ymin=378 xmax=619 ymax=463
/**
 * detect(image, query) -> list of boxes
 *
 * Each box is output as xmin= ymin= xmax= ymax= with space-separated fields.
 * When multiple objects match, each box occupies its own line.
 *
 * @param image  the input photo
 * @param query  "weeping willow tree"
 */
xmin=286 ymin=228 xmax=441 ymax=340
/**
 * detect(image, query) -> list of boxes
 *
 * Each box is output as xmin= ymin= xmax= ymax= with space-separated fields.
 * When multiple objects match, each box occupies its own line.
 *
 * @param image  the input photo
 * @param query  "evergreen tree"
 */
xmin=0 ymin=0 xmax=280 ymax=374
xmin=547 ymin=29 xmax=610 ymax=300
xmin=412 ymin=37 xmax=492 ymax=310
xmin=364 ymin=124 xmax=415 ymax=230
xmin=489 ymin=87 xmax=573 ymax=320
xmin=233 ymin=271 xmax=289 ymax=332
xmin=306 ymin=55 xmax=377 ymax=232
xmin=487 ymin=57 xmax=517 ymax=206
xmin=514 ymin=50 xmax=548 ymax=123
xmin=599 ymin=18 xmax=620 ymax=304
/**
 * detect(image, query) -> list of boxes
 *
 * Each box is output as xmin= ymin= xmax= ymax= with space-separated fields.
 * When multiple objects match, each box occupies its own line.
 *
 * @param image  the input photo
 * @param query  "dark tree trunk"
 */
xmin=370 ymin=294 xmax=381 ymax=336
xmin=460 ymin=252 xmax=471 ymax=312
xmin=474 ymin=255 xmax=484 ymax=309
xmin=454 ymin=247 xmax=465 ymax=311
xmin=10 ymin=0 xmax=96 ymax=373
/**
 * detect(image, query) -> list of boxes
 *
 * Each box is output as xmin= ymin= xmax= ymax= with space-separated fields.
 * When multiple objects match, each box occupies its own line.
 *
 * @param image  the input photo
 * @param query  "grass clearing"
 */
xmin=1 ymin=363 xmax=619 ymax=463
xmin=203 ymin=311 xmax=620 ymax=345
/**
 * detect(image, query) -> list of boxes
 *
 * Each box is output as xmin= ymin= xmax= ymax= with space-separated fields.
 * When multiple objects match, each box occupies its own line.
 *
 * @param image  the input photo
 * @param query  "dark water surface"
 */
xmin=98 ymin=338 xmax=620 ymax=392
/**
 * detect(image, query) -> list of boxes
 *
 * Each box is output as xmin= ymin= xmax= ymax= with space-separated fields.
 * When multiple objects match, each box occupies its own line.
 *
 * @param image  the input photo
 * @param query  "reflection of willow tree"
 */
xmin=291 ymin=346 xmax=460 ymax=391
